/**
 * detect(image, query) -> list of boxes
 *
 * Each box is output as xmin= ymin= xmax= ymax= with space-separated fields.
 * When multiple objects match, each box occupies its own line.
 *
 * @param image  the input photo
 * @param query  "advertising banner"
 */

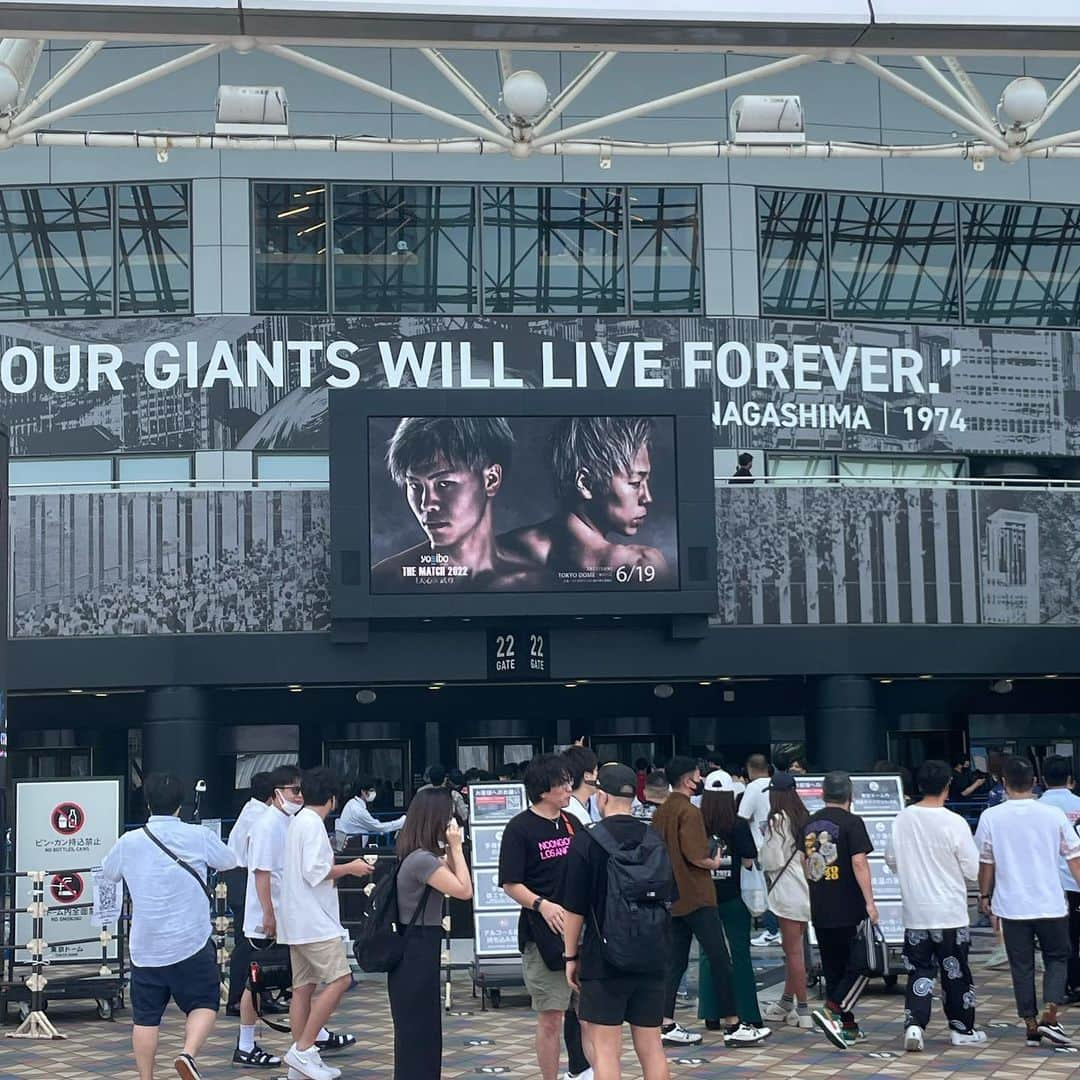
xmin=368 ymin=413 xmax=678 ymax=593
xmin=0 ymin=314 xmax=1075 ymax=459
xmin=15 ymin=778 xmax=121 ymax=962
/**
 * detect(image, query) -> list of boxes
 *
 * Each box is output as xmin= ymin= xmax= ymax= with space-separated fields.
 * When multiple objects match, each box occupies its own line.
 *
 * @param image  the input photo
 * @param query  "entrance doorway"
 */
xmin=591 ymin=734 xmax=674 ymax=772
xmin=457 ymin=737 xmax=542 ymax=775
xmin=325 ymin=739 xmax=412 ymax=811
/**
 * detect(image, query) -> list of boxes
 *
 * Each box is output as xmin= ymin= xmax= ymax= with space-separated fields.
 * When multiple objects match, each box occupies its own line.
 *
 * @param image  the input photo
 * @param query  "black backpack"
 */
xmin=352 ymin=862 xmax=431 ymax=973
xmin=587 ymin=821 xmax=673 ymax=975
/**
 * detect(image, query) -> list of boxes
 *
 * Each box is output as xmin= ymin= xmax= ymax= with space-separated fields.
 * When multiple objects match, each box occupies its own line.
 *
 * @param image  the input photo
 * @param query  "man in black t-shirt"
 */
xmin=802 ymin=771 xmax=878 ymax=1050
xmin=561 ymin=764 xmax=672 ymax=1080
xmin=498 ymin=754 xmax=591 ymax=1080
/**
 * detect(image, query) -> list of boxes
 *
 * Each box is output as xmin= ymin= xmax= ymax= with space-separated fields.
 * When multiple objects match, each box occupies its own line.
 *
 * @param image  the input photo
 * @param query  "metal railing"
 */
xmin=721 ymin=474 xmax=1080 ymax=491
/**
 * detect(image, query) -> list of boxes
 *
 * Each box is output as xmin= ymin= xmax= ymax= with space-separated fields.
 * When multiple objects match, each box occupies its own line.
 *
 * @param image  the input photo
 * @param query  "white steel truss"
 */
xmin=1 ymin=38 xmax=1080 ymax=165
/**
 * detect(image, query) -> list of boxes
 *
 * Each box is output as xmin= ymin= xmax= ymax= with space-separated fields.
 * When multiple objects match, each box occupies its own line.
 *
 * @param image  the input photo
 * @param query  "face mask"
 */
xmin=693 ymin=780 xmax=705 ymax=797
xmin=277 ymin=792 xmax=303 ymax=815
xmin=363 ymin=790 xmax=376 ymax=803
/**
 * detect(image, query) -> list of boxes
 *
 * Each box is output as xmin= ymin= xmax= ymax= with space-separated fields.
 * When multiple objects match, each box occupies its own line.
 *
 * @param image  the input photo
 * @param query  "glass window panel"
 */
xmin=117 ymin=454 xmax=192 ymax=490
xmin=332 ymin=184 xmax=476 ymax=313
xmin=256 ymin=454 xmax=329 ymax=488
xmin=482 ymin=185 xmax=625 ymax=313
xmin=629 ymin=185 xmax=701 ymax=313
xmin=0 ymin=186 xmax=112 ymax=317
xmin=837 ymin=457 xmax=962 ymax=485
xmin=766 ymin=454 xmax=834 ymax=485
xmin=10 ymin=457 xmax=112 ymax=494
xmin=758 ymin=189 xmax=827 ymax=317
xmin=117 ymin=182 xmax=190 ymax=314
xmin=253 ymin=182 xmax=327 ymax=312
xmin=963 ymin=201 xmax=1080 ymax=327
xmin=829 ymin=194 xmax=959 ymax=323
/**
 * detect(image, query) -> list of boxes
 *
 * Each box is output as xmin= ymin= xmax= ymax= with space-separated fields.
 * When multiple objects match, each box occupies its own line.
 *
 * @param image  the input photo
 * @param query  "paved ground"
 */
xmin=4 ymin=941 xmax=1080 ymax=1078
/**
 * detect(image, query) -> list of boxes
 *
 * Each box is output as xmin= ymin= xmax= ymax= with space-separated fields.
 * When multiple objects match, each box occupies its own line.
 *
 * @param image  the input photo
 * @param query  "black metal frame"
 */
xmin=250 ymin=179 xmax=704 ymax=318
xmin=328 ymin=386 xmax=718 ymax=621
xmin=757 ymin=184 xmax=1080 ymax=331
xmin=0 ymin=180 xmax=192 ymax=322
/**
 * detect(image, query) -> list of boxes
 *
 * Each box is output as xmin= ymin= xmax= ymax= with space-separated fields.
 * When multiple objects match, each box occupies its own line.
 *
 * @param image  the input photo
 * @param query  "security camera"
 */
xmin=355 ymin=688 xmax=377 ymax=705
xmin=989 ymin=679 xmax=1014 ymax=695
xmin=194 ymin=779 xmax=208 ymax=793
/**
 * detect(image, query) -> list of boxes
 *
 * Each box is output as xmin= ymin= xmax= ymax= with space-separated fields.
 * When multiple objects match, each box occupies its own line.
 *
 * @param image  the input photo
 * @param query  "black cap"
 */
xmin=597 ymin=764 xmax=638 ymax=798
xmin=769 ymin=770 xmax=796 ymax=792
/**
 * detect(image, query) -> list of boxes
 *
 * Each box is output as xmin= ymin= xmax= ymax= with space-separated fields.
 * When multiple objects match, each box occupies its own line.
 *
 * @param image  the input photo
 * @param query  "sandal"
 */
xmin=231 ymin=1044 xmax=282 ymax=1069
xmin=315 ymin=1031 xmax=356 ymax=1054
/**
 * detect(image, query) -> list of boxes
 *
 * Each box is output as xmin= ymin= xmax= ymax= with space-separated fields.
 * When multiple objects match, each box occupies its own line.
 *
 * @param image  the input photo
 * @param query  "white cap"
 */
xmin=704 ymin=769 xmax=740 ymax=793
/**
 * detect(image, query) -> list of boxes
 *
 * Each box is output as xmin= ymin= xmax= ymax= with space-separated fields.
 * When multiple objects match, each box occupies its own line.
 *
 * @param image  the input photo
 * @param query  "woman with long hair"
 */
xmin=758 ymin=774 xmax=813 ymax=1029
xmin=697 ymin=770 xmax=767 ymax=1033
xmin=388 ymin=786 xmax=472 ymax=1078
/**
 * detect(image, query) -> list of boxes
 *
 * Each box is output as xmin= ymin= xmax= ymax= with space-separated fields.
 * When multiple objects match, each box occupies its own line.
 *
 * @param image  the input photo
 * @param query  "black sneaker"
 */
xmin=1026 ymin=1027 xmax=1043 ymax=1047
xmin=232 ymin=1044 xmax=282 ymax=1069
xmin=1037 ymin=1021 xmax=1073 ymax=1047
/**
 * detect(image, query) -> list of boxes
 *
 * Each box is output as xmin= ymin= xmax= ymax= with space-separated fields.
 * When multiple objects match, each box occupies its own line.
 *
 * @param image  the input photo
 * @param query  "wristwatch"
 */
xmin=532 ymin=896 xmax=544 ymax=911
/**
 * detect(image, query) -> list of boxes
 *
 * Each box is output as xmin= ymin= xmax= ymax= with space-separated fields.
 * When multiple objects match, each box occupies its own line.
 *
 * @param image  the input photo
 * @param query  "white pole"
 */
xmin=852 ymin=54 xmax=1010 ymax=154
xmin=531 ymin=51 xmax=616 ymax=137
xmin=531 ymin=52 xmax=816 ymax=149
xmin=10 ymin=40 xmax=106 ymax=125
xmin=912 ymin=56 xmax=1001 ymax=139
xmin=419 ymin=47 xmax=509 ymax=134
xmin=12 ymin=128 xmax=1026 ymax=158
xmin=6 ymin=42 xmax=224 ymax=138
xmin=942 ymin=57 xmax=996 ymax=122
xmin=1026 ymin=62 xmax=1080 ymax=138
xmin=498 ymin=50 xmax=513 ymax=85
xmin=261 ymin=43 xmax=515 ymax=149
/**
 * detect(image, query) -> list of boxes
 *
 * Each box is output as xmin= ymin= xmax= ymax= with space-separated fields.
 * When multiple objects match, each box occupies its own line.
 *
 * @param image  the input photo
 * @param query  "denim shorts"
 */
xmin=130 ymin=939 xmax=220 ymax=1026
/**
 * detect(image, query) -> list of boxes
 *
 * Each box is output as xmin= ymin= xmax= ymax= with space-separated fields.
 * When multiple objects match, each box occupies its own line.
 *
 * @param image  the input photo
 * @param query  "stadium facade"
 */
xmin=3 ymin=2 xmax=1080 ymax=817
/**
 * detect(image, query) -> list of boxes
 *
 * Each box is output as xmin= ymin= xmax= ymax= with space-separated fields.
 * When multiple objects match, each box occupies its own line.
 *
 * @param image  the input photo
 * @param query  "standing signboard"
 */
xmin=797 ymin=774 xmax=905 ymax=945
xmin=15 ymin=778 xmax=122 ymax=962
xmin=468 ymin=782 xmax=526 ymax=960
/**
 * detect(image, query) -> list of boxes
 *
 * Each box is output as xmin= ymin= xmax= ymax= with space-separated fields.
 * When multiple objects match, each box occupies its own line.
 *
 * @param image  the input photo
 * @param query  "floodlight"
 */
xmin=0 ymin=38 xmax=43 ymax=113
xmin=730 ymin=94 xmax=805 ymax=145
xmin=215 ymin=85 xmax=289 ymax=136
xmin=998 ymin=76 xmax=1047 ymax=128
xmin=502 ymin=69 xmax=549 ymax=121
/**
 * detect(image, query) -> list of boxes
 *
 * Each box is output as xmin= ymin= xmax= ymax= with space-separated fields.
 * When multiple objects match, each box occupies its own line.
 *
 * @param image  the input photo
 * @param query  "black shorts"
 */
xmin=578 ymin=973 xmax=665 ymax=1028
xmin=131 ymin=939 xmax=220 ymax=1027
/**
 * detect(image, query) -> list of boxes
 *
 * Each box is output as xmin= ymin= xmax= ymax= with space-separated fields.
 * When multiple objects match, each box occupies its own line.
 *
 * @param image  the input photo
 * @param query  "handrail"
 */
xmin=8 ymin=478 xmax=329 ymax=491
xmin=722 ymin=475 xmax=1080 ymax=491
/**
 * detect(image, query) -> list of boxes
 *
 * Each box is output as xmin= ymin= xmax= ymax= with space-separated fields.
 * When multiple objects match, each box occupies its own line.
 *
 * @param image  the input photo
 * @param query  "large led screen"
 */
xmin=367 ymin=414 xmax=679 ymax=593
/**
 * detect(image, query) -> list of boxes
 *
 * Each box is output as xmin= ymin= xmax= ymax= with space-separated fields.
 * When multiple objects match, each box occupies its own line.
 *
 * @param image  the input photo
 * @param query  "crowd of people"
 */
xmin=98 ymin=743 xmax=1080 ymax=1080
xmin=13 ymin=528 xmax=330 ymax=638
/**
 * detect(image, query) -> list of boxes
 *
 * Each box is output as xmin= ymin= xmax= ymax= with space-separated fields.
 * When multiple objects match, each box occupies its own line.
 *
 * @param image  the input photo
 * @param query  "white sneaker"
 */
xmin=724 ymin=1023 xmax=771 ymax=1047
xmin=750 ymin=931 xmax=781 ymax=947
xmin=661 ymin=1023 xmax=703 ymax=1045
xmin=950 ymin=1029 xmax=988 ymax=1046
xmin=284 ymin=1044 xmax=336 ymax=1080
xmin=786 ymin=1010 xmax=813 ymax=1030
xmin=904 ymin=1025 xmax=924 ymax=1052
xmin=565 ymin=1070 xmax=595 ymax=1080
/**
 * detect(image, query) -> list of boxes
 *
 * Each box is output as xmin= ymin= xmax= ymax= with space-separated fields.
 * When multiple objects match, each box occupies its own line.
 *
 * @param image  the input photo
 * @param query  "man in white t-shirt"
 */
xmin=231 ymin=766 xmax=303 ymax=1069
xmin=225 ymin=771 xmax=273 ymax=1020
xmin=739 ymin=753 xmax=779 ymax=946
xmin=279 ymin=767 xmax=374 ymax=1080
xmin=563 ymin=745 xmax=599 ymax=828
xmin=975 ymin=755 xmax=1080 ymax=1048
xmin=885 ymin=760 xmax=982 ymax=1053
xmin=1037 ymin=755 xmax=1080 ymax=1002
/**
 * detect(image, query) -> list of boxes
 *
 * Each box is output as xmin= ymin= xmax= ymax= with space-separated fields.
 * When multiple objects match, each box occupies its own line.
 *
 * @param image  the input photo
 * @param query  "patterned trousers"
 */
xmin=901 ymin=926 xmax=976 ymax=1034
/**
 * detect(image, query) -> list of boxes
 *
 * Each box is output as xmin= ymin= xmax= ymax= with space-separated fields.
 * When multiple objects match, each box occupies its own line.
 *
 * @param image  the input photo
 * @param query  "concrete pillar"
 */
xmin=143 ymin=686 xmax=219 ymax=820
xmin=809 ymin=675 xmax=881 ymax=773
